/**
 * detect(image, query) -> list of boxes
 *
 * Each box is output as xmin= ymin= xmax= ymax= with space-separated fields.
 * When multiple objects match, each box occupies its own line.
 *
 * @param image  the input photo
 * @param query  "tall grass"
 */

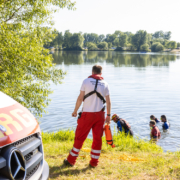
xmin=42 ymin=130 xmax=75 ymax=142
xmin=112 ymin=131 xmax=163 ymax=153
xmin=42 ymin=130 xmax=162 ymax=153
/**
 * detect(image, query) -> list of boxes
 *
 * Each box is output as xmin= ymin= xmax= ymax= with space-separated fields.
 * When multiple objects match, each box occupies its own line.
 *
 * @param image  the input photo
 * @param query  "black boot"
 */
xmin=89 ymin=164 xmax=95 ymax=168
xmin=63 ymin=159 xmax=74 ymax=167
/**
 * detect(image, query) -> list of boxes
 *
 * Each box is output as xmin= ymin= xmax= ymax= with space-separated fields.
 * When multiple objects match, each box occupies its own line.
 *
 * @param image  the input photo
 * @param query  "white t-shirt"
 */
xmin=80 ymin=78 xmax=110 ymax=112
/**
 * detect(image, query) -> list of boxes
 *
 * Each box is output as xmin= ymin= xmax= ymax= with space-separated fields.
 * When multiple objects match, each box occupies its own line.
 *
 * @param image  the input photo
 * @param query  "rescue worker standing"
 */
xmin=64 ymin=65 xmax=111 ymax=167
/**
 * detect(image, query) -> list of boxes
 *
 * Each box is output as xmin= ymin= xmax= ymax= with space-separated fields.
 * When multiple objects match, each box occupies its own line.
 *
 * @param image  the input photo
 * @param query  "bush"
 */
xmin=108 ymin=42 xmax=112 ymax=49
xmin=169 ymin=41 xmax=177 ymax=49
xmin=63 ymin=46 xmax=83 ymax=51
xmin=97 ymin=42 xmax=108 ymax=50
xmin=115 ymin=47 xmax=123 ymax=51
xmin=151 ymin=42 xmax=159 ymax=52
xmin=155 ymin=44 xmax=164 ymax=52
xmin=140 ymin=44 xmax=149 ymax=52
xmin=177 ymin=42 xmax=180 ymax=48
xmin=87 ymin=42 xmax=98 ymax=50
xmin=151 ymin=42 xmax=164 ymax=52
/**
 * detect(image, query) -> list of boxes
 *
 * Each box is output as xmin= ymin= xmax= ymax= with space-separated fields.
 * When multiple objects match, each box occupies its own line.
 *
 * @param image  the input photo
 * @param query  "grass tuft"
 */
xmin=42 ymin=130 xmax=75 ymax=142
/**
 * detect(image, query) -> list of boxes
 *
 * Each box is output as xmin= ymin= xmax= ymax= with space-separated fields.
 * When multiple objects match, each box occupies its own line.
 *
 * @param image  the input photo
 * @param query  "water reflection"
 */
xmin=53 ymin=51 xmax=84 ymax=65
xmin=53 ymin=51 xmax=177 ymax=67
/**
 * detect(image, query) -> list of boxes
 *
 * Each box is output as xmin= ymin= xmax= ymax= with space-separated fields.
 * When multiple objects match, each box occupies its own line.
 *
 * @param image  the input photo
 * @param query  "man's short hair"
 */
xmin=92 ymin=65 xmax=102 ymax=74
xmin=150 ymin=120 xmax=156 ymax=125
xmin=161 ymin=115 xmax=167 ymax=121
xmin=150 ymin=115 xmax=155 ymax=119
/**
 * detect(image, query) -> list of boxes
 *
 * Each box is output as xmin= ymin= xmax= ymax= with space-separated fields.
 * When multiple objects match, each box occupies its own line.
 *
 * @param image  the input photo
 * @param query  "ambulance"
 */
xmin=0 ymin=91 xmax=49 ymax=180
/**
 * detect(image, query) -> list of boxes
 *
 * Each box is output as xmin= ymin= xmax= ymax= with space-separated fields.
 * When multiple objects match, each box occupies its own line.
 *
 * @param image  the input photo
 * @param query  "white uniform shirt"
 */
xmin=80 ymin=78 xmax=110 ymax=112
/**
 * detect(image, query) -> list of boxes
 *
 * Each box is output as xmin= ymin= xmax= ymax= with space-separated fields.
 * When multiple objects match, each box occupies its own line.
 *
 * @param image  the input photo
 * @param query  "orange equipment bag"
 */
xmin=104 ymin=124 xmax=115 ymax=148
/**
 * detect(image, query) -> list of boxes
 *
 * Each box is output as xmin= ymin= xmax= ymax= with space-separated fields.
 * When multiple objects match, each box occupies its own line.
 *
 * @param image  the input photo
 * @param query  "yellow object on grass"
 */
xmin=117 ymin=154 xmax=145 ymax=162
xmin=81 ymin=148 xmax=145 ymax=162
xmin=79 ymin=155 xmax=88 ymax=159
xmin=81 ymin=148 xmax=91 ymax=152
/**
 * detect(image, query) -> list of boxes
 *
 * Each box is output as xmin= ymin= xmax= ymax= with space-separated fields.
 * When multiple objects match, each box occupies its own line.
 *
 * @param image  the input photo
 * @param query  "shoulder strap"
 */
xmin=94 ymin=79 xmax=98 ymax=91
xmin=96 ymin=91 xmax=106 ymax=104
xmin=83 ymin=91 xmax=95 ymax=100
xmin=83 ymin=80 xmax=98 ymax=101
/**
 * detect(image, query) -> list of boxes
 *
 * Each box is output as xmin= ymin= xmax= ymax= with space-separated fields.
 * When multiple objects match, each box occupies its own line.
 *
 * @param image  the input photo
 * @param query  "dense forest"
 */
xmin=44 ymin=30 xmax=180 ymax=52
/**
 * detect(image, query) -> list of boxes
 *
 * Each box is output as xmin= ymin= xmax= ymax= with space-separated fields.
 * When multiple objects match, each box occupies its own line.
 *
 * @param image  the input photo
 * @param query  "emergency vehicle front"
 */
xmin=0 ymin=91 xmax=49 ymax=180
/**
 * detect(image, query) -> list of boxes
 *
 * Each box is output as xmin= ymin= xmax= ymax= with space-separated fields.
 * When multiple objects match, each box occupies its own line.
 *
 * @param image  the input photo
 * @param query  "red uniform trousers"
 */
xmin=67 ymin=111 xmax=105 ymax=167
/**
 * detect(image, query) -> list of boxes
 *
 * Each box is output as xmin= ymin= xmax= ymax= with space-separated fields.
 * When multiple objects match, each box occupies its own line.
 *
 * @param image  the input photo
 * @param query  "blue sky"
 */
xmin=53 ymin=0 xmax=180 ymax=42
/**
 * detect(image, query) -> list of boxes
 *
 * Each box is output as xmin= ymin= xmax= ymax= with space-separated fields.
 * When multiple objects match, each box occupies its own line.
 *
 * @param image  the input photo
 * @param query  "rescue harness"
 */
xmin=83 ymin=79 xmax=106 ymax=104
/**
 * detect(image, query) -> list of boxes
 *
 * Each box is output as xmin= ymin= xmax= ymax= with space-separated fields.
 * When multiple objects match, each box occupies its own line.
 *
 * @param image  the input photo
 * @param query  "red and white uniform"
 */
xmin=67 ymin=74 xmax=110 ymax=167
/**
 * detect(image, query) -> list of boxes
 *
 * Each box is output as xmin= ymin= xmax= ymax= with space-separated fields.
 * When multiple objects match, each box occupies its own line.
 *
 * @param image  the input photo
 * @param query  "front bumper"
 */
xmin=28 ymin=160 xmax=49 ymax=180
xmin=41 ymin=160 xmax=49 ymax=180
xmin=0 ymin=160 xmax=49 ymax=180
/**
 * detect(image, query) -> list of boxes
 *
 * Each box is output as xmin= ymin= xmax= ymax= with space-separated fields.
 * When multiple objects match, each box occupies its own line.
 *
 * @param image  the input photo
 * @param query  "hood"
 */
xmin=0 ymin=91 xmax=40 ymax=147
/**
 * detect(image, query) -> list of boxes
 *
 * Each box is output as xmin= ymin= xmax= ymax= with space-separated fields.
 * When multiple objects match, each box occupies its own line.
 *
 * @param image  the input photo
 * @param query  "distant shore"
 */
xmin=169 ymin=49 xmax=180 ymax=53
xmin=49 ymin=48 xmax=180 ymax=53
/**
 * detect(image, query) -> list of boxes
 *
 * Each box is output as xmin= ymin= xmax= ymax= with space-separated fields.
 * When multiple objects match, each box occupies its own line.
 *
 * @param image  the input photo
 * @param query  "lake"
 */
xmin=39 ymin=51 xmax=180 ymax=152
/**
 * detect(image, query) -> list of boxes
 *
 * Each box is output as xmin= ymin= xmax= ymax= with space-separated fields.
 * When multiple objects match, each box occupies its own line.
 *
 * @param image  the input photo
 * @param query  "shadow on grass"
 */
xmin=49 ymin=164 xmax=91 ymax=178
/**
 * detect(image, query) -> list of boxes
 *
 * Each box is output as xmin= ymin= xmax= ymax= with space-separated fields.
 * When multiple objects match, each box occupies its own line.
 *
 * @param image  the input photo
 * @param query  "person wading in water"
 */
xmin=112 ymin=114 xmax=134 ymax=136
xmin=149 ymin=120 xmax=161 ymax=141
xmin=161 ymin=115 xmax=170 ymax=131
xmin=64 ymin=65 xmax=111 ymax=167
xmin=150 ymin=115 xmax=160 ymax=123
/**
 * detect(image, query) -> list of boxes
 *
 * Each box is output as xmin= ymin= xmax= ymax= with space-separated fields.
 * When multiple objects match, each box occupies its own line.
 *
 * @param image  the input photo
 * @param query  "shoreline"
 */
xmin=42 ymin=130 xmax=180 ymax=179
xmin=49 ymin=48 xmax=180 ymax=53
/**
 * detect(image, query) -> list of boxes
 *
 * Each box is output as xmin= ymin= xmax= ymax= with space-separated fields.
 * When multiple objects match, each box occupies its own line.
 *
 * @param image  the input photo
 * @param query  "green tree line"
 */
xmin=46 ymin=30 xmax=180 ymax=52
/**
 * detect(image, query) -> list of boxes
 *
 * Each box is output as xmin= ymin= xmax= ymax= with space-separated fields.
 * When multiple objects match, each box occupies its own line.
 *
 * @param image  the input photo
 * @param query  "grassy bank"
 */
xmin=42 ymin=130 xmax=180 ymax=180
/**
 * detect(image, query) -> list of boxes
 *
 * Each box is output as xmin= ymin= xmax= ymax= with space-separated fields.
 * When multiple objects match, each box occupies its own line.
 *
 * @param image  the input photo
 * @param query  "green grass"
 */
xmin=42 ymin=130 xmax=180 ymax=180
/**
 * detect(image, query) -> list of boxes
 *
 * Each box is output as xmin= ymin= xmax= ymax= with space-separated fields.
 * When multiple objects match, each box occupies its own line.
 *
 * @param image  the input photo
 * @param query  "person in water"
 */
xmin=149 ymin=120 xmax=161 ymax=140
xmin=161 ymin=115 xmax=170 ymax=130
xmin=150 ymin=115 xmax=160 ymax=123
xmin=112 ymin=114 xmax=133 ymax=136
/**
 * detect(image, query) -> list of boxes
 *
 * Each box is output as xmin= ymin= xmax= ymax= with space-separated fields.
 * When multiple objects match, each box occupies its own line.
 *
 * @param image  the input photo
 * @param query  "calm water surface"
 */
xmin=40 ymin=51 xmax=180 ymax=152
